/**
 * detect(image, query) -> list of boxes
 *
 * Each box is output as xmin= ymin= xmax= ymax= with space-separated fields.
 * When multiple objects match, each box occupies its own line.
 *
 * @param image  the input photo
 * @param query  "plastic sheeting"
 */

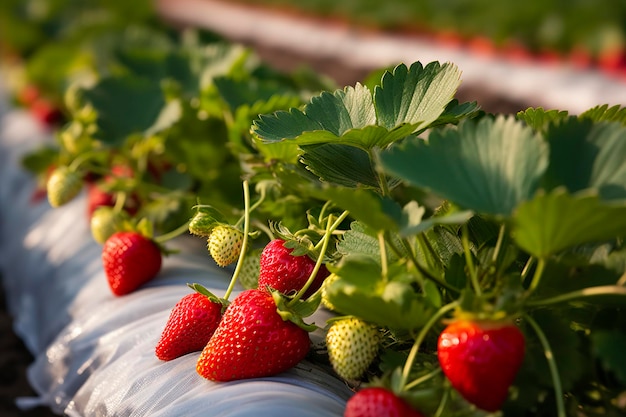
xmin=0 ymin=83 xmax=351 ymax=416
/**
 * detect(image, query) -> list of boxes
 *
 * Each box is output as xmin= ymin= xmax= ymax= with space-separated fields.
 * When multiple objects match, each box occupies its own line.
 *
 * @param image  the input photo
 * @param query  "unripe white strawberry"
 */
xmin=188 ymin=210 xmax=215 ymax=237
xmin=326 ymin=317 xmax=381 ymax=381
xmin=321 ymin=273 xmax=340 ymax=312
xmin=90 ymin=206 xmax=125 ymax=244
xmin=238 ymin=248 xmax=262 ymax=289
xmin=46 ymin=166 xmax=82 ymax=207
xmin=207 ymin=225 xmax=244 ymax=267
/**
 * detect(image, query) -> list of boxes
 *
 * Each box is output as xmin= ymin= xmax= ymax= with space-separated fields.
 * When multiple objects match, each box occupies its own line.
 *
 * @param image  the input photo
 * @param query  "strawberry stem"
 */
xmin=154 ymin=220 xmax=191 ymax=244
xmin=462 ymin=223 xmax=481 ymax=296
xmin=234 ymin=181 xmax=267 ymax=228
xmin=433 ymin=383 xmax=451 ymax=417
xmin=524 ymin=313 xmax=566 ymax=417
xmin=288 ymin=210 xmax=350 ymax=307
xmin=378 ymin=231 xmax=389 ymax=282
xmin=223 ymin=180 xmax=252 ymax=301
xmin=525 ymin=257 xmax=546 ymax=296
xmin=399 ymin=301 xmax=458 ymax=391
xmin=525 ymin=285 xmax=626 ymax=308
xmin=403 ymin=367 xmax=442 ymax=390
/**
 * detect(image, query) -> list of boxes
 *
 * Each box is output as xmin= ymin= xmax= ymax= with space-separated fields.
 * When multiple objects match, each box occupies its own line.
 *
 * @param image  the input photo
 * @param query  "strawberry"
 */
xmin=196 ymin=288 xmax=310 ymax=381
xmin=257 ymin=239 xmax=330 ymax=298
xmin=344 ymin=387 xmax=425 ymax=417
xmin=437 ymin=318 xmax=525 ymax=412
xmin=90 ymin=206 xmax=124 ymax=244
xmin=86 ymin=183 xmax=116 ymax=218
xmin=188 ymin=210 xmax=215 ymax=237
xmin=102 ymin=231 xmax=162 ymax=296
xmin=237 ymin=248 xmax=262 ymax=290
xmin=30 ymin=98 xmax=63 ymax=127
xmin=155 ymin=286 xmax=223 ymax=361
xmin=207 ymin=225 xmax=244 ymax=267
xmin=326 ymin=317 xmax=381 ymax=381
xmin=46 ymin=166 xmax=83 ymax=207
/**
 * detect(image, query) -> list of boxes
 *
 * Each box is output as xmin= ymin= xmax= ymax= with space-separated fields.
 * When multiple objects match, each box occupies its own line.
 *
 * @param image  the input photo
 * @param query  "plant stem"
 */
xmin=524 ymin=313 xmax=566 ymax=417
xmin=526 ymin=285 xmax=626 ymax=308
xmin=492 ymin=224 xmax=506 ymax=265
xmin=462 ymin=223 xmax=481 ymax=296
xmin=520 ymin=256 xmax=535 ymax=282
xmin=379 ymin=231 xmax=388 ymax=282
xmin=234 ymin=182 xmax=267 ymax=228
xmin=288 ymin=210 xmax=350 ymax=306
xmin=526 ymin=257 xmax=546 ymax=295
xmin=154 ymin=220 xmax=191 ymax=244
xmin=399 ymin=301 xmax=458 ymax=390
xmin=223 ymin=180 xmax=252 ymax=301
xmin=403 ymin=367 xmax=442 ymax=391
xmin=433 ymin=384 xmax=450 ymax=417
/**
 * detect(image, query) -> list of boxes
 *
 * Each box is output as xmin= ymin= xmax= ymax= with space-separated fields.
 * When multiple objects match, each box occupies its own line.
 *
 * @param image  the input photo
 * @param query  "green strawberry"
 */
xmin=155 ymin=286 xmax=223 ymax=361
xmin=90 ymin=206 xmax=125 ymax=244
xmin=46 ymin=166 xmax=83 ymax=207
xmin=237 ymin=248 xmax=262 ymax=290
xmin=102 ymin=231 xmax=162 ymax=296
xmin=320 ymin=273 xmax=340 ymax=312
xmin=207 ymin=225 xmax=244 ymax=267
xmin=188 ymin=210 xmax=216 ymax=237
xmin=344 ymin=387 xmax=425 ymax=417
xmin=326 ymin=317 xmax=381 ymax=381
xmin=196 ymin=288 xmax=310 ymax=381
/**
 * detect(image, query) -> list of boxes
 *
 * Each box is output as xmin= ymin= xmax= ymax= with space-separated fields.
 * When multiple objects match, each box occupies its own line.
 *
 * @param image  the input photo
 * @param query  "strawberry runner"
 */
xmin=0 ymin=85 xmax=352 ymax=416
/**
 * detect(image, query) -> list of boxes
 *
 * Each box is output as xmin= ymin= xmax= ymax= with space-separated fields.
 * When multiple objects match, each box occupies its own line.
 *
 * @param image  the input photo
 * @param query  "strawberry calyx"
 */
xmin=187 ymin=282 xmax=230 ymax=312
xmin=271 ymin=288 xmax=320 ymax=332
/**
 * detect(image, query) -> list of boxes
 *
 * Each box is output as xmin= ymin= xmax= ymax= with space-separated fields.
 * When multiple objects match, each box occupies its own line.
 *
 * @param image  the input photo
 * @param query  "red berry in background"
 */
xmin=344 ymin=387 xmax=425 ymax=417
xmin=17 ymin=84 xmax=40 ymax=107
xmin=257 ymin=239 xmax=330 ymax=298
xmin=437 ymin=318 xmax=525 ymax=412
xmin=86 ymin=183 xmax=116 ymax=218
xmin=102 ymin=231 xmax=162 ymax=296
xmin=30 ymin=99 xmax=63 ymax=127
xmin=196 ymin=289 xmax=310 ymax=381
xmin=155 ymin=290 xmax=223 ymax=361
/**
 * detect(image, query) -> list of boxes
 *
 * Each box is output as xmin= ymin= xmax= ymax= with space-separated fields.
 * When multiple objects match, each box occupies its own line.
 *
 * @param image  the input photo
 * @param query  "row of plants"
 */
xmin=228 ymin=0 xmax=626 ymax=78
xmin=2 ymin=1 xmax=626 ymax=416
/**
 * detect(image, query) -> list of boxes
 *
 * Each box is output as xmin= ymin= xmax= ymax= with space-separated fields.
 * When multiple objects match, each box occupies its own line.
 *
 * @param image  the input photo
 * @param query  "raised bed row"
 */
xmin=0 ymin=84 xmax=351 ymax=416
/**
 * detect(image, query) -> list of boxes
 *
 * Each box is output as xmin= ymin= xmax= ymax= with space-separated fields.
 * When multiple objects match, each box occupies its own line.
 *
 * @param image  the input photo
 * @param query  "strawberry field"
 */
xmin=1 ymin=1 xmax=626 ymax=417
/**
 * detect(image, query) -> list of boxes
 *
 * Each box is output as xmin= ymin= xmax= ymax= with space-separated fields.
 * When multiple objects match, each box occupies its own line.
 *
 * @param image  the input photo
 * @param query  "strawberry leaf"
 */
xmin=591 ymin=330 xmax=626 ymax=385
xmin=516 ymin=107 xmax=570 ymax=132
xmin=544 ymin=119 xmax=626 ymax=200
xmin=299 ymin=144 xmax=379 ymax=188
xmin=379 ymin=116 xmax=548 ymax=216
xmin=324 ymin=255 xmax=435 ymax=331
xmin=580 ymin=104 xmax=626 ymax=126
xmin=512 ymin=189 xmax=626 ymax=258
xmin=374 ymin=61 xmax=462 ymax=131
xmin=80 ymin=74 xmax=166 ymax=146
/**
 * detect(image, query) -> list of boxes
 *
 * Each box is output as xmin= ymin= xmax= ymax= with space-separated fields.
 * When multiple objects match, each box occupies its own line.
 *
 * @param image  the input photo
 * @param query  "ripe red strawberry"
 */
xmin=344 ymin=387 xmax=425 ymax=417
xmin=196 ymin=289 xmax=310 ymax=381
xmin=437 ymin=318 xmax=525 ymax=412
xmin=257 ymin=239 xmax=330 ymax=298
xmin=102 ymin=231 xmax=162 ymax=296
xmin=155 ymin=289 xmax=223 ymax=361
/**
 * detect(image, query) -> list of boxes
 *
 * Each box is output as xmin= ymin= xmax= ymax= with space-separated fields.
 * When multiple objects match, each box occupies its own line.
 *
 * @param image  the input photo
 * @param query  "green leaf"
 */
xmin=591 ymin=330 xmax=626 ymax=384
xmin=82 ymin=74 xmax=166 ymax=146
xmin=325 ymin=255 xmax=435 ymax=331
xmin=544 ymin=119 xmax=626 ymax=200
xmin=516 ymin=107 xmax=569 ymax=132
xmin=145 ymin=99 xmax=183 ymax=136
xmin=429 ymin=99 xmax=482 ymax=128
xmin=309 ymin=186 xmax=403 ymax=231
xmin=299 ymin=143 xmax=379 ymax=188
xmin=400 ymin=209 xmax=474 ymax=237
xmin=512 ymin=189 xmax=626 ymax=258
xmin=336 ymin=221 xmax=405 ymax=264
xmin=374 ymin=61 xmax=462 ymax=130
xmin=379 ymin=116 xmax=548 ymax=216
xmin=580 ymin=104 xmax=626 ymax=126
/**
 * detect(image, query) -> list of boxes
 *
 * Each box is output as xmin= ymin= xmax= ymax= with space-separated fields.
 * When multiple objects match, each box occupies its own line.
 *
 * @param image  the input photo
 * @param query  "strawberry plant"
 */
xmin=5 ymin=1 xmax=626 ymax=415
